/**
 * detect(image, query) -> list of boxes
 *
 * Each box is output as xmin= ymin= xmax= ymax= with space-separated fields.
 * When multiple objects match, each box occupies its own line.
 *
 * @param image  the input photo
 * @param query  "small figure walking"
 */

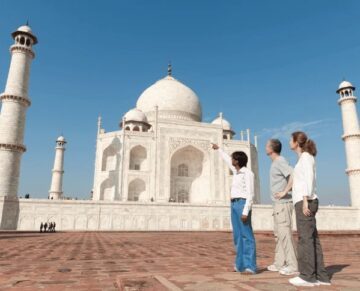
xmin=44 ymin=222 xmax=48 ymax=232
xmin=40 ymin=222 xmax=43 ymax=233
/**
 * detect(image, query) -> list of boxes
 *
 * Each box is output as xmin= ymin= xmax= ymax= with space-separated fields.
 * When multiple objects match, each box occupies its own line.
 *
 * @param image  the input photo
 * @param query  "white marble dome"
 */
xmin=136 ymin=75 xmax=202 ymax=122
xmin=212 ymin=116 xmax=232 ymax=131
xmin=17 ymin=25 xmax=32 ymax=33
xmin=12 ymin=24 xmax=38 ymax=44
xmin=337 ymin=80 xmax=355 ymax=93
xmin=124 ymin=108 xmax=148 ymax=123
xmin=338 ymin=80 xmax=355 ymax=90
xmin=57 ymin=136 xmax=66 ymax=142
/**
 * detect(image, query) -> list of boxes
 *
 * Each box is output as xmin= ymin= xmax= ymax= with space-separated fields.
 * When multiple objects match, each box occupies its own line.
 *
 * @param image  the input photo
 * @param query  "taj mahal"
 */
xmin=92 ymin=64 xmax=260 ymax=205
xmin=0 ymin=25 xmax=359 ymax=231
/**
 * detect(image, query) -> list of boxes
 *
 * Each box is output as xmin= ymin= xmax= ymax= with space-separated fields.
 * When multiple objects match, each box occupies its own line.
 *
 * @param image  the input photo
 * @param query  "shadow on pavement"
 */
xmin=326 ymin=264 xmax=350 ymax=279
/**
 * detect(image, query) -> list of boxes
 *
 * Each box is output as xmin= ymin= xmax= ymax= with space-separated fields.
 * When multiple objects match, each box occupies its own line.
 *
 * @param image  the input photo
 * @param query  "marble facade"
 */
xmin=1 ymin=197 xmax=358 ymax=231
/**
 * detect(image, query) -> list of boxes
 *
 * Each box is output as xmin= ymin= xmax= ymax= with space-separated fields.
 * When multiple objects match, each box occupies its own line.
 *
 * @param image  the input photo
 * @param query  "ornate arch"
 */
xmin=101 ymin=137 xmax=121 ymax=171
xmin=129 ymin=145 xmax=147 ymax=170
xmin=128 ymin=178 xmax=146 ymax=201
xmin=170 ymin=145 xmax=209 ymax=203
xmin=169 ymin=137 xmax=209 ymax=157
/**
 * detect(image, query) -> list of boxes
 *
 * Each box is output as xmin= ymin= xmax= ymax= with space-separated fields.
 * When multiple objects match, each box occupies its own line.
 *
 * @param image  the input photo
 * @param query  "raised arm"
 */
xmin=211 ymin=143 xmax=236 ymax=173
xmin=242 ymin=171 xmax=255 ymax=216
xmin=218 ymin=149 xmax=237 ymax=174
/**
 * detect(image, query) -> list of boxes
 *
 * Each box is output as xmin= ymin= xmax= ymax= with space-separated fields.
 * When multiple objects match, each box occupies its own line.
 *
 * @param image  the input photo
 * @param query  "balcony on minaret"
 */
xmin=337 ymin=81 xmax=356 ymax=100
xmin=12 ymin=25 xmax=37 ymax=46
xmin=56 ymin=136 xmax=67 ymax=148
xmin=10 ymin=25 xmax=37 ymax=59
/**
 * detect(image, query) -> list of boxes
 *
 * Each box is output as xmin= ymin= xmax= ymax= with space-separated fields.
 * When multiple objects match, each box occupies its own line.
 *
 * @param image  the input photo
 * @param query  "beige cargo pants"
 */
xmin=273 ymin=201 xmax=298 ymax=271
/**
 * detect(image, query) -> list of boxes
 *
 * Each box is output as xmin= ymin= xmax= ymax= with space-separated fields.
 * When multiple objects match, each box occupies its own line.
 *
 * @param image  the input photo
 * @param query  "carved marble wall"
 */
xmin=1 ymin=198 xmax=358 ymax=231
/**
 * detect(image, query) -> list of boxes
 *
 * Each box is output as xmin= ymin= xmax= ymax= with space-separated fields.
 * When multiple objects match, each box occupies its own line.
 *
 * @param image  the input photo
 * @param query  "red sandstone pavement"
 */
xmin=0 ymin=232 xmax=359 ymax=291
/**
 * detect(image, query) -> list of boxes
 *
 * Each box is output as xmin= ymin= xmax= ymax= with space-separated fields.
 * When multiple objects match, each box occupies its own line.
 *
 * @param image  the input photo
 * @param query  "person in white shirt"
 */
xmin=277 ymin=132 xmax=330 ymax=287
xmin=212 ymin=143 xmax=257 ymax=274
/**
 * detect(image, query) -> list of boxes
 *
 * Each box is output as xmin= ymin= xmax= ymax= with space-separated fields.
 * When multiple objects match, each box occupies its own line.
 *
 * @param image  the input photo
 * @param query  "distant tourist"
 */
xmin=51 ymin=222 xmax=55 ymax=232
xmin=266 ymin=139 xmax=298 ymax=275
xmin=44 ymin=222 xmax=48 ymax=232
xmin=53 ymin=222 xmax=56 ymax=232
xmin=40 ymin=222 xmax=43 ymax=233
xmin=279 ymin=132 xmax=330 ymax=287
xmin=212 ymin=143 xmax=257 ymax=274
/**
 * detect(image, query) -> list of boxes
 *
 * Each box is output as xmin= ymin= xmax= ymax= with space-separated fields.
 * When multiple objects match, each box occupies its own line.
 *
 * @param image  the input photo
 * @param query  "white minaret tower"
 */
xmin=337 ymin=80 xmax=360 ymax=208
xmin=49 ymin=136 xmax=67 ymax=200
xmin=0 ymin=24 xmax=38 ymax=198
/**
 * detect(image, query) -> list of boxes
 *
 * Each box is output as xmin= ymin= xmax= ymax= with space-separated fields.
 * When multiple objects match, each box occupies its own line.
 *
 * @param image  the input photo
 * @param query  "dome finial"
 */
xmin=167 ymin=61 xmax=172 ymax=76
xmin=26 ymin=19 xmax=29 ymax=26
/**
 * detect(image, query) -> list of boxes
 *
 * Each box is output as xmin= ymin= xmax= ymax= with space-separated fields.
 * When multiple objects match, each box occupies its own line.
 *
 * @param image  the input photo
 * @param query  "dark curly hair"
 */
xmin=231 ymin=151 xmax=248 ymax=168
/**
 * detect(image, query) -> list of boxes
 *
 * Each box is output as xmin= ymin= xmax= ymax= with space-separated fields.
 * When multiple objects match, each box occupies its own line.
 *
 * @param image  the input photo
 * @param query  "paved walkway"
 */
xmin=0 ymin=231 xmax=359 ymax=290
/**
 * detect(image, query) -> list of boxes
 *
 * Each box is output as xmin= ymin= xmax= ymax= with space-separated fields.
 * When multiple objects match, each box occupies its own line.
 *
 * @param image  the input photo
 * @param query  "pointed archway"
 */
xmin=170 ymin=145 xmax=210 ymax=203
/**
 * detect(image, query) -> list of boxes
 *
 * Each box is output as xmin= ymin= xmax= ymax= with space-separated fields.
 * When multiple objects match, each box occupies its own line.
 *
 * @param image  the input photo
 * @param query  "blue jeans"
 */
xmin=231 ymin=199 xmax=257 ymax=272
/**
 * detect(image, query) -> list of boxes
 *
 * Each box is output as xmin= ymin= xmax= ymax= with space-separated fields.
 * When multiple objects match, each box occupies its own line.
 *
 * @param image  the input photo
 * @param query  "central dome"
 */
xmin=136 ymin=75 xmax=202 ymax=122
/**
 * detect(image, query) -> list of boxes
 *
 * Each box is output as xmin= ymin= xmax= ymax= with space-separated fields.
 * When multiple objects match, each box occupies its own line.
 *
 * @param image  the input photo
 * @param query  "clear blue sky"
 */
xmin=0 ymin=0 xmax=359 ymax=205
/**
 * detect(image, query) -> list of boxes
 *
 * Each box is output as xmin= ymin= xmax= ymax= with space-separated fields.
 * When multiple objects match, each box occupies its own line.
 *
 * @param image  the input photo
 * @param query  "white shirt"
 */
xmin=292 ymin=152 xmax=318 ymax=205
xmin=218 ymin=149 xmax=255 ymax=216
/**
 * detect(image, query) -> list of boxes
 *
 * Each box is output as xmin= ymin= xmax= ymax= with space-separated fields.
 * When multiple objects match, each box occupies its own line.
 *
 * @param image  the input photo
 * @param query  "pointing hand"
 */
xmin=211 ymin=143 xmax=219 ymax=150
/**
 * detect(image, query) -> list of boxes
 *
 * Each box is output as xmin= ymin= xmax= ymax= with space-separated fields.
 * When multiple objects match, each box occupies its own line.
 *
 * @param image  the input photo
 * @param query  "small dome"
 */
xmin=12 ymin=24 xmax=38 ymax=44
xmin=136 ymin=75 xmax=202 ymax=122
xmin=57 ymin=136 xmax=66 ymax=142
xmin=124 ymin=108 xmax=148 ymax=123
xmin=17 ymin=25 xmax=32 ymax=33
xmin=212 ymin=116 xmax=232 ymax=131
xmin=337 ymin=80 xmax=355 ymax=93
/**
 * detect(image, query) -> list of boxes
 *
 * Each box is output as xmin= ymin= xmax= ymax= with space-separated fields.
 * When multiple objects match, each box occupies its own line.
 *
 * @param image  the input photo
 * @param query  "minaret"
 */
xmin=0 ymin=24 xmax=38 ymax=198
xmin=49 ymin=136 xmax=67 ymax=200
xmin=337 ymin=80 xmax=360 ymax=207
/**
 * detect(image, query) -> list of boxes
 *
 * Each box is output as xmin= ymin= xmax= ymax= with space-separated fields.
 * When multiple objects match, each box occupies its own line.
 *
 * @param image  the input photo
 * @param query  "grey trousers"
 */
xmin=273 ymin=201 xmax=298 ymax=271
xmin=295 ymin=199 xmax=330 ymax=283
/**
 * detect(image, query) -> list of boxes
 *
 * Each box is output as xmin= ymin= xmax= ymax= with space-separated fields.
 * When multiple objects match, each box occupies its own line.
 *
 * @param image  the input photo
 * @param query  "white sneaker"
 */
xmin=267 ymin=264 xmax=280 ymax=272
xmin=279 ymin=266 xmax=299 ymax=276
xmin=242 ymin=268 xmax=256 ymax=275
xmin=289 ymin=276 xmax=315 ymax=287
xmin=233 ymin=265 xmax=240 ymax=272
xmin=315 ymin=280 xmax=331 ymax=286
